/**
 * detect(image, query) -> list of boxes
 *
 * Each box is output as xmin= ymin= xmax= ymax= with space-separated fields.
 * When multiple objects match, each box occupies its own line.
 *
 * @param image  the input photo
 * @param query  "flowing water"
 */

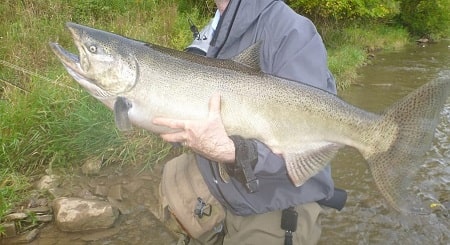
xmin=319 ymin=40 xmax=450 ymax=244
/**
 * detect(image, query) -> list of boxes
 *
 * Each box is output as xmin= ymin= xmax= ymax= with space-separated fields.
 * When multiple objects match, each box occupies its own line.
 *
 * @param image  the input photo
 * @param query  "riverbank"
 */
xmin=0 ymin=0 xmax=438 ymax=240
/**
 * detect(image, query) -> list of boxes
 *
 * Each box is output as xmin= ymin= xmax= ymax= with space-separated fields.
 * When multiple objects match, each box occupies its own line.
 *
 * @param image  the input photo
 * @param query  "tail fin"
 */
xmin=364 ymin=76 xmax=450 ymax=214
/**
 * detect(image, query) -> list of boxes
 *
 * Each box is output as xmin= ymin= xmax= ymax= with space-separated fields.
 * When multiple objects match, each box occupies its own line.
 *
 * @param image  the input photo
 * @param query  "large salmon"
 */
xmin=50 ymin=22 xmax=450 ymax=214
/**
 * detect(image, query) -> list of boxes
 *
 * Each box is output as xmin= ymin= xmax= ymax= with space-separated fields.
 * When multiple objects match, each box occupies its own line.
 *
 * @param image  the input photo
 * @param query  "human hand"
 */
xmin=152 ymin=94 xmax=235 ymax=163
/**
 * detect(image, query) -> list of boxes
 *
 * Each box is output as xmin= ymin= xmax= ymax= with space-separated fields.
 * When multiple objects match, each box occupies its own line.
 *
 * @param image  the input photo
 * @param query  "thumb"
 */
xmin=208 ymin=93 xmax=222 ymax=117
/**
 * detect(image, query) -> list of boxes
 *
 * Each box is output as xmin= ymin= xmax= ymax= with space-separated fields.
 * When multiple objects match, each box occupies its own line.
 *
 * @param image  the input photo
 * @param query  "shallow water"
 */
xmin=319 ymin=40 xmax=450 ymax=244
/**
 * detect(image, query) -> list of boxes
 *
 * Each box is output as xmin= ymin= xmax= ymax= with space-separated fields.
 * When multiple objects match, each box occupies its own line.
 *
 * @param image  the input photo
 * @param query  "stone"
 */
xmin=25 ymin=206 xmax=51 ymax=214
xmin=20 ymin=228 xmax=39 ymax=243
xmin=107 ymin=184 xmax=123 ymax=201
xmin=53 ymin=197 xmax=119 ymax=232
xmin=4 ymin=212 xmax=27 ymax=221
xmin=35 ymin=175 xmax=63 ymax=198
xmin=36 ymin=175 xmax=60 ymax=190
xmin=36 ymin=214 xmax=53 ymax=222
xmin=94 ymin=185 xmax=109 ymax=197
xmin=2 ymin=222 xmax=16 ymax=237
xmin=81 ymin=157 xmax=103 ymax=175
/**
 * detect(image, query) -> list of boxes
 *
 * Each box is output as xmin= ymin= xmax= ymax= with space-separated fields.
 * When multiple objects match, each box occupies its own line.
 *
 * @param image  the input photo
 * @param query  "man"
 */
xmin=154 ymin=0 xmax=341 ymax=244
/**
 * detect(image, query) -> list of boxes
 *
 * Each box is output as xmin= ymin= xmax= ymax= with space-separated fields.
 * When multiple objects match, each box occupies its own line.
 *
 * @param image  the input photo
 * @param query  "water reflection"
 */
xmin=320 ymin=40 xmax=450 ymax=244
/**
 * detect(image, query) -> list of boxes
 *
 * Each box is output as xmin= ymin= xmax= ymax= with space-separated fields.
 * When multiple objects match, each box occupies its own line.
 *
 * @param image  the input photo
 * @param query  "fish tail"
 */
xmin=364 ymin=76 xmax=450 ymax=214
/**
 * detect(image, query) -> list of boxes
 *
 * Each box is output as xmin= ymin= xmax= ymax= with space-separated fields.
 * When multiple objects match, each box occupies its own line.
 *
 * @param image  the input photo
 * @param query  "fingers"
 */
xmin=152 ymin=117 xmax=186 ymax=129
xmin=152 ymin=117 xmax=188 ymax=143
xmin=160 ymin=131 xmax=187 ymax=143
xmin=208 ymin=93 xmax=222 ymax=117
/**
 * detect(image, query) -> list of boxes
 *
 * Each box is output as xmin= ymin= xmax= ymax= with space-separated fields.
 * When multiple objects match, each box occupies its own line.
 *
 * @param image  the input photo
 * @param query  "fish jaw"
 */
xmin=51 ymin=22 xmax=139 ymax=95
xmin=49 ymin=42 xmax=115 ymax=104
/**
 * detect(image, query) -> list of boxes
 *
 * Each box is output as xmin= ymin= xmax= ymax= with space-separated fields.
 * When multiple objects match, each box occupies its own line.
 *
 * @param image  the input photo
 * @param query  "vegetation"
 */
xmin=288 ymin=0 xmax=399 ymax=22
xmin=399 ymin=0 xmax=450 ymax=39
xmin=0 ymin=0 xmax=202 ymax=223
xmin=0 ymin=0 xmax=449 ymax=230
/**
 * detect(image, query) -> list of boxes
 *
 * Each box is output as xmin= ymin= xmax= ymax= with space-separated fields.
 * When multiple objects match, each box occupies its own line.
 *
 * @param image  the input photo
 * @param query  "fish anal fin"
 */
xmin=114 ymin=96 xmax=133 ymax=131
xmin=284 ymin=143 xmax=342 ymax=187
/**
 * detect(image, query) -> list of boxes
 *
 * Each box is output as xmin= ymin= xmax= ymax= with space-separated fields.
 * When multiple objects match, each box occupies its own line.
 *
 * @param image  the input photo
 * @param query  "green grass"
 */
xmin=0 ymin=0 xmax=419 ymax=229
xmin=322 ymin=23 xmax=410 ymax=89
xmin=0 ymin=170 xmax=31 ymax=222
xmin=0 ymin=0 xmax=205 ymax=226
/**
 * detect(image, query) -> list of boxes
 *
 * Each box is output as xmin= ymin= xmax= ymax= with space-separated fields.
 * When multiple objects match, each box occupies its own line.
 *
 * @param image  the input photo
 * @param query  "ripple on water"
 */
xmin=320 ymin=42 xmax=450 ymax=244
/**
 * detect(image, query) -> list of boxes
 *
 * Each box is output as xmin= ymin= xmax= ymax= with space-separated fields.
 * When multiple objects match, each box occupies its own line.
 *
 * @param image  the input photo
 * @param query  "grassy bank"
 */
xmin=1 ymin=0 xmax=412 ymax=226
xmin=324 ymin=24 xmax=410 ymax=90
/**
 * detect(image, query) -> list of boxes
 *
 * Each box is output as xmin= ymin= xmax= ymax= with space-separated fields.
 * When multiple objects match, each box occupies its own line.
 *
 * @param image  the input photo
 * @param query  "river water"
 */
xmin=319 ymin=40 xmax=450 ymax=244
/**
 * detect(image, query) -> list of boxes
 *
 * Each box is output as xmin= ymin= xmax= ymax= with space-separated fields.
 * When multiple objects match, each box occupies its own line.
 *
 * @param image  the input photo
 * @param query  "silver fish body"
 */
xmin=50 ymin=22 xmax=450 ymax=214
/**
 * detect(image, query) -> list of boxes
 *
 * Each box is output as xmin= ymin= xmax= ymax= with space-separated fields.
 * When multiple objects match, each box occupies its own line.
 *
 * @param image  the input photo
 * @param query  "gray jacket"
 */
xmin=196 ymin=0 xmax=336 ymax=216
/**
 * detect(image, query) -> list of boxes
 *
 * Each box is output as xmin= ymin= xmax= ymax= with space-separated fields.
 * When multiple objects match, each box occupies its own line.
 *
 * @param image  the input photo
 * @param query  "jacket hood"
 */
xmin=209 ymin=0 xmax=278 ymax=57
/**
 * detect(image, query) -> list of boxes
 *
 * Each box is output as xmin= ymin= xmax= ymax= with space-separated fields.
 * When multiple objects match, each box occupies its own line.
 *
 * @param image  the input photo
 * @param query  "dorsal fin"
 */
xmin=231 ymin=42 xmax=262 ymax=70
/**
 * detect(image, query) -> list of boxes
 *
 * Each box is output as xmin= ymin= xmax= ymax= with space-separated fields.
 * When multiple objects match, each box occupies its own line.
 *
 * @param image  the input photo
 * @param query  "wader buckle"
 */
xmin=194 ymin=197 xmax=212 ymax=218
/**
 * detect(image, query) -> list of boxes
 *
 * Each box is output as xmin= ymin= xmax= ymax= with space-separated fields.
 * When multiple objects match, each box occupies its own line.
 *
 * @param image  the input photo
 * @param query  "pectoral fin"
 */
xmin=284 ymin=143 xmax=342 ymax=187
xmin=114 ymin=96 xmax=133 ymax=131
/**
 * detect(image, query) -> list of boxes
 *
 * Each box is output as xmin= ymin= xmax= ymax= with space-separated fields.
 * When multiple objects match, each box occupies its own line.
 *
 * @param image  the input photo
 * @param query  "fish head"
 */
xmin=50 ymin=22 xmax=139 ymax=96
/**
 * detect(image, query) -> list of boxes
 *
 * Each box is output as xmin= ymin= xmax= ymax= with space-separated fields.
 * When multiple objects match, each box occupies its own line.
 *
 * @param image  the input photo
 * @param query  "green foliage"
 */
xmin=399 ymin=0 xmax=450 ymax=38
xmin=1 ymin=0 xmax=200 ymax=219
xmin=288 ymin=0 xmax=399 ymax=23
xmin=0 ymin=170 xmax=31 ymax=220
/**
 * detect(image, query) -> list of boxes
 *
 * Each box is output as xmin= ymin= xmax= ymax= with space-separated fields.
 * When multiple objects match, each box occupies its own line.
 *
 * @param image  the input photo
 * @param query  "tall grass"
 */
xmin=1 ymin=0 xmax=209 ymax=168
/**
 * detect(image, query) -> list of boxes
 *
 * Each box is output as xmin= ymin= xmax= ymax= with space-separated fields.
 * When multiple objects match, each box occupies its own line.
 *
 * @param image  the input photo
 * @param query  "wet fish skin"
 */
xmin=50 ymin=22 xmax=450 ymax=214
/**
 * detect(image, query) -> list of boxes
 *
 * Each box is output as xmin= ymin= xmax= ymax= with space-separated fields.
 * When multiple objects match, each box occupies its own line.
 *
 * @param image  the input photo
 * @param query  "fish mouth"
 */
xmin=49 ymin=42 xmax=87 ymax=80
xmin=50 ymin=42 xmax=113 ymax=99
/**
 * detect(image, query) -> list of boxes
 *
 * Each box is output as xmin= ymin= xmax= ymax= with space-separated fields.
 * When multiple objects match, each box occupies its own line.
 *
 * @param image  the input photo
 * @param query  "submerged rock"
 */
xmin=53 ymin=197 xmax=119 ymax=232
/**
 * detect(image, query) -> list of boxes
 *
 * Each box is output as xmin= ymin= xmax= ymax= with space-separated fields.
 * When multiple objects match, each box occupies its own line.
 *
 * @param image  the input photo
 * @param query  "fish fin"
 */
xmin=231 ymin=42 xmax=262 ymax=70
xmin=365 ymin=76 xmax=450 ymax=214
xmin=114 ymin=96 xmax=133 ymax=131
xmin=285 ymin=143 xmax=342 ymax=187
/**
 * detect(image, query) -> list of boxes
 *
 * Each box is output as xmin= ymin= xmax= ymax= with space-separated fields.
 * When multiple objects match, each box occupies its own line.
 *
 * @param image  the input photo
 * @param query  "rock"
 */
xmin=36 ymin=175 xmax=63 ymax=198
xmin=94 ymin=185 xmax=109 ymax=197
xmin=108 ymin=184 xmax=123 ymax=201
xmin=2 ymin=222 xmax=16 ymax=237
xmin=36 ymin=175 xmax=60 ymax=190
xmin=53 ymin=197 xmax=119 ymax=232
xmin=81 ymin=157 xmax=103 ymax=175
xmin=27 ymin=197 xmax=49 ymax=208
xmin=25 ymin=206 xmax=51 ymax=214
xmin=36 ymin=214 xmax=53 ymax=222
xmin=4 ymin=212 xmax=28 ymax=221
xmin=77 ymin=188 xmax=97 ymax=200
xmin=416 ymin=38 xmax=429 ymax=43
xmin=20 ymin=228 xmax=39 ymax=243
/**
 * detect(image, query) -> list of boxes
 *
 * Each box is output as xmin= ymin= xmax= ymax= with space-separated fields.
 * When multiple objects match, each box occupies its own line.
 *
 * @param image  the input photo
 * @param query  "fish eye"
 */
xmin=89 ymin=45 xmax=97 ymax=53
